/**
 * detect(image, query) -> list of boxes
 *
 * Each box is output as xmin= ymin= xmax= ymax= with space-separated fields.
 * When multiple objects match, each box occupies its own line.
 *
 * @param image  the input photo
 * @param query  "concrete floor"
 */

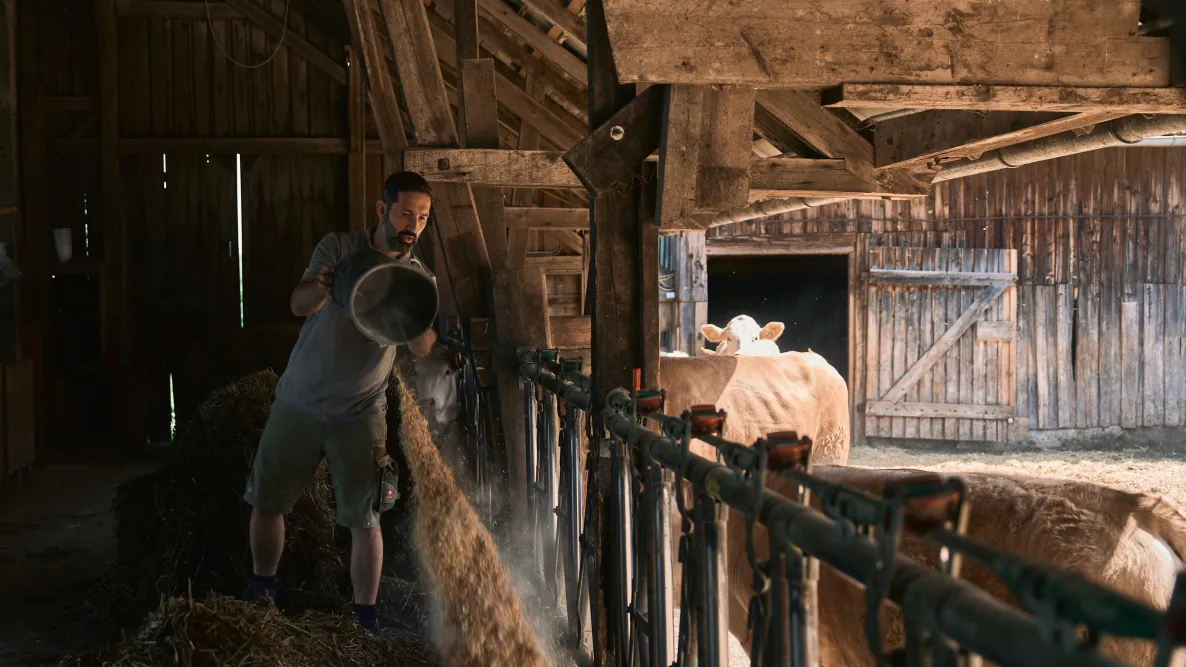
xmin=0 ymin=464 xmax=153 ymax=667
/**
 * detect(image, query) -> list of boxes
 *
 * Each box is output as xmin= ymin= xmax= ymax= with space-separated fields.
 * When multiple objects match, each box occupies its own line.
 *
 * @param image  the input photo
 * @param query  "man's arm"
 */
xmin=291 ymin=267 xmax=333 ymax=317
xmin=291 ymin=235 xmax=339 ymax=317
xmin=407 ymin=326 xmax=437 ymax=357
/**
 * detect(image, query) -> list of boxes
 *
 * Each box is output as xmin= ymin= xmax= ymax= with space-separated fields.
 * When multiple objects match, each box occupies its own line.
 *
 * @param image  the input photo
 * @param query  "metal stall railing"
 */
xmin=516 ymin=347 xmax=1186 ymax=667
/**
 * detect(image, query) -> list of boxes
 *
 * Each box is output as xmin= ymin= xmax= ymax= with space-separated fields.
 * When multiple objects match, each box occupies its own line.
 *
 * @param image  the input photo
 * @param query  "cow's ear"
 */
xmin=759 ymin=321 xmax=785 ymax=341
xmin=701 ymin=324 xmax=725 ymax=342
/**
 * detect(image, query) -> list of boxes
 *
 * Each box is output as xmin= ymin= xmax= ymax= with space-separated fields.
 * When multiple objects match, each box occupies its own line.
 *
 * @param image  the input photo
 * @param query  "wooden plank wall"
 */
xmin=709 ymin=146 xmax=1186 ymax=438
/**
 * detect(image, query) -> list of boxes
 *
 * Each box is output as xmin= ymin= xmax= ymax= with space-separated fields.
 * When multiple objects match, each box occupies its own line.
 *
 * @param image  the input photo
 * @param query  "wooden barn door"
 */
xmin=864 ymin=247 xmax=1018 ymax=446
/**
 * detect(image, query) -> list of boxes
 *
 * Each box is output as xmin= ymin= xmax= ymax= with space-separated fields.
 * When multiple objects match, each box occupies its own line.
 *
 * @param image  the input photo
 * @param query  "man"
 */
xmin=241 ymin=171 xmax=438 ymax=633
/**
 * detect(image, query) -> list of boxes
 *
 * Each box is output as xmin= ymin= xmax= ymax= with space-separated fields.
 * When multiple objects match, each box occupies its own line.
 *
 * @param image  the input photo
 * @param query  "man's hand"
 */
xmin=315 ymin=265 xmax=335 ymax=297
xmin=291 ymin=264 xmax=335 ymax=317
xmin=408 ymin=326 xmax=437 ymax=357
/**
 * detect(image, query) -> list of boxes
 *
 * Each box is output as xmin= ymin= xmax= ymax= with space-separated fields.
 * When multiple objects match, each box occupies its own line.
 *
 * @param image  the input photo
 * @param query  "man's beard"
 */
xmin=385 ymin=219 xmax=416 ymax=254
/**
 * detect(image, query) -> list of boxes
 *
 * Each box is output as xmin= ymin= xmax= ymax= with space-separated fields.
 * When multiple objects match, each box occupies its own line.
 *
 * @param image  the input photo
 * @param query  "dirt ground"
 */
xmin=0 ymin=464 xmax=154 ymax=667
xmin=848 ymin=444 xmax=1186 ymax=506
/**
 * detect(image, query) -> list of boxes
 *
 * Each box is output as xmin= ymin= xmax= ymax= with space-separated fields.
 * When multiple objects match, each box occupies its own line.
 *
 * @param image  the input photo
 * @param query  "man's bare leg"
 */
xmin=351 ymin=526 xmax=383 ymax=605
xmin=250 ymin=508 xmax=285 ymax=575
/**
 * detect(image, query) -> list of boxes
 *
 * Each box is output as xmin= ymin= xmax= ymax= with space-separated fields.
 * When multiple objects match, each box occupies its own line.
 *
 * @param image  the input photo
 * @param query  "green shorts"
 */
xmin=244 ymin=399 xmax=387 ymax=528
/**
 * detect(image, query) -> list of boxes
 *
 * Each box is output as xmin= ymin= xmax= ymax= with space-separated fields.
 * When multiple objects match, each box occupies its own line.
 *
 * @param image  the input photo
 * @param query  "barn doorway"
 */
xmin=706 ymin=253 xmax=850 ymax=381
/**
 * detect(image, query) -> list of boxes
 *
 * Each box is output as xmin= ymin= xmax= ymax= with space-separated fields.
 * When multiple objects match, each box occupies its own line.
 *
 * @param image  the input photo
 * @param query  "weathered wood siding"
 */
xmin=708 ymin=146 xmax=1186 ymax=444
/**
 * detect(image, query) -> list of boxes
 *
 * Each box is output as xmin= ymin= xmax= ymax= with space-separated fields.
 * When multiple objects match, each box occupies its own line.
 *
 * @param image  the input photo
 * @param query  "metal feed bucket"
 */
xmin=331 ymin=247 xmax=439 ymax=346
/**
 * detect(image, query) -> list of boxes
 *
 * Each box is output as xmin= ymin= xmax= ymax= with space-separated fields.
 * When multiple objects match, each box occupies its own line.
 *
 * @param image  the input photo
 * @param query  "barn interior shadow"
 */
xmin=707 ymin=252 xmax=849 ymax=381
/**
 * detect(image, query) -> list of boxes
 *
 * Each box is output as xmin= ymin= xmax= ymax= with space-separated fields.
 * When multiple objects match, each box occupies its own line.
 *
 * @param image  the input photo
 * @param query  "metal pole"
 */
xmin=651 ymin=465 xmax=675 ymax=666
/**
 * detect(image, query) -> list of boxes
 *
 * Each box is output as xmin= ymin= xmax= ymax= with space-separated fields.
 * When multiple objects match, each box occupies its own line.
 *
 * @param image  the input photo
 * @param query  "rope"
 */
xmin=204 ymin=0 xmax=292 ymax=70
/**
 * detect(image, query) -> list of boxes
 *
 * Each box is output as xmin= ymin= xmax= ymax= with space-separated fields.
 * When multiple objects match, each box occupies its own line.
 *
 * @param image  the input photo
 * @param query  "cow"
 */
xmin=703 ymin=465 xmax=1186 ymax=667
xmin=700 ymin=315 xmax=785 ymax=356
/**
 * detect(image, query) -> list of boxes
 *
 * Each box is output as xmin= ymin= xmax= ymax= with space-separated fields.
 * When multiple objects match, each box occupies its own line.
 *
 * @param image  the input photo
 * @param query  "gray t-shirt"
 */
xmin=275 ymin=227 xmax=435 ymax=422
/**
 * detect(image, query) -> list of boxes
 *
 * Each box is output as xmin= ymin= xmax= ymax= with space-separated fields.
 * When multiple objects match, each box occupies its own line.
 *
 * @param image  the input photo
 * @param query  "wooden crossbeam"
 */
xmin=478 ymin=0 xmax=586 ymax=84
xmin=518 ymin=0 xmax=586 ymax=51
xmin=880 ymin=281 xmax=1009 ymax=404
xmin=597 ymin=0 xmax=1165 ymax=87
xmin=505 ymin=206 xmax=588 ymax=228
xmin=824 ymin=83 xmax=1186 ymax=114
xmin=870 ymin=268 xmax=1018 ymax=286
xmin=406 ymin=148 xmax=582 ymax=187
xmin=873 ymin=110 xmax=1128 ymax=170
xmin=748 ymin=158 xmax=923 ymax=201
xmin=563 ymin=84 xmax=665 ymax=193
xmin=119 ymin=0 xmax=238 ymax=18
xmin=223 ymin=0 xmax=347 ymax=85
xmin=755 ymin=89 xmax=926 ymax=196
xmin=866 ymin=402 xmax=1013 ymax=420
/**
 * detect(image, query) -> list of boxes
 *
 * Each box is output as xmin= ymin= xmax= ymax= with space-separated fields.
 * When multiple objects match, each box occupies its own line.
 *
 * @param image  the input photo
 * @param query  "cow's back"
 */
xmin=729 ymin=466 xmax=1186 ymax=667
xmin=659 ymin=351 xmax=850 ymax=466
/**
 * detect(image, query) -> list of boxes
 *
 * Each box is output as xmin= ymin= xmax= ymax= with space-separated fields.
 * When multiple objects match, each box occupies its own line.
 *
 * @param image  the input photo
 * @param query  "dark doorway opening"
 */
xmin=707 ymin=253 xmax=849 ymax=381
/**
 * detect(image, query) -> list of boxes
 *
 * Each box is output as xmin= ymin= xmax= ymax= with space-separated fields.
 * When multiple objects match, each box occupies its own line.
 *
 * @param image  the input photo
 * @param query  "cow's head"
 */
xmin=700 ymin=315 xmax=785 ymax=356
xmin=404 ymin=343 xmax=462 ymax=426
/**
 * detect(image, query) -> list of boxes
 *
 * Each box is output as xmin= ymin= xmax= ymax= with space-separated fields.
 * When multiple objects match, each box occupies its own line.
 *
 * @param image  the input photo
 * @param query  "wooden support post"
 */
xmin=453 ymin=0 xmax=479 ymax=141
xmin=95 ymin=0 xmax=123 ymax=359
xmin=507 ymin=77 xmax=543 ymax=269
xmin=347 ymin=45 xmax=367 ymax=231
xmin=587 ymin=0 xmax=645 ymax=661
xmin=675 ymin=231 xmax=707 ymax=354
xmin=461 ymin=59 xmax=508 ymax=270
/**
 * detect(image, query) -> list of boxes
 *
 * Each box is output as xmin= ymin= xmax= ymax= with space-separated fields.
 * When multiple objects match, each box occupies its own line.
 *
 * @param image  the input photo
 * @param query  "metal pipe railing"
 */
xmin=514 ymin=350 xmax=1185 ymax=667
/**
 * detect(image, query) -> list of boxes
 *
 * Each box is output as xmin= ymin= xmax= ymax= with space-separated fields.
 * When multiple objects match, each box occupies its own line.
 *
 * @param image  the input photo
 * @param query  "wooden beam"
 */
xmin=562 ymin=84 xmax=664 ymax=193
xmin=378 ymin=0 xmax=489 ymax=316
xmin=756 ymin=89 xmax=927 ymax=196
xmin=223 ymin=0 xmax=347 ymax=85
xmin=95 ymin=0 xmax=125 ymax=360
xmin=462 ymin=58 xmax=509 ymax=270
xmin=870 ymin=269 xmax=1017 ymax=286
xmin=347 ymin=45 xmax=367 ymax=231
xmin=976 ymin=321 xmax=1014 ymax=342
xmin=748 ymin=158 xmax=923 ymax=201
xmin=597 ymin=0 xmax=1164 ymax=87
xmin=873 ymin=110 xmax=1128 ymax=170
xmin=378 ymin=0 xmax=458 ymax=146
xmin=707 ymin=233 xmax=858 ymax=256
xmin=478 ymin=0 xmax=586 ymax=85
xmin=115 ymin=137 xmax=376 ymax=153
xmin=518 ymin=0 xmax=586 ymax=51
xmin=507 ymin=77 xmax=544 ymax=268
xmin=427 ymin=16 xmax=584 ymax=148
xmin=550 ymin=314 xmax=591 ymax=349
xmin=405 ymin=148 xmax=581 ymax=187
xmin=453 ymin=0 xmax=480 ymax=62
xmin=866 ymin=401 xmax=1013 ymax=420
xmin=656 ymin=85 xmax=703 ymax=226
xmin=697 ymin=86 xmax=755 ymax=210
xmin=880 ymin=282 xmax=1009 ymax=404
xmin=43 ymin=96 xmax=97 ymax=113
xmin=344 ymin=0 xmax=406 ymax=172
xmin=824 ymin=83 xmax=1186 ymax=114
xmin=505 ymin=206 xmax=588 ymax=229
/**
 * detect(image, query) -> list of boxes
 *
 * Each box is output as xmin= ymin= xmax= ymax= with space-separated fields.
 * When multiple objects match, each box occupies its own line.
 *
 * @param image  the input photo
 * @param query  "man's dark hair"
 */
xmin=381 ymin=171 xmax=433 ymax=205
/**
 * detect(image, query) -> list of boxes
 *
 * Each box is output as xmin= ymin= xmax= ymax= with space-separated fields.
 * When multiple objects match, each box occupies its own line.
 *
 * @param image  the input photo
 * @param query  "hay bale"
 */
xmin=62 ymin=595 xmax=438 ymax=667
xmin=104 ymin=370 xmax=348 ymax=626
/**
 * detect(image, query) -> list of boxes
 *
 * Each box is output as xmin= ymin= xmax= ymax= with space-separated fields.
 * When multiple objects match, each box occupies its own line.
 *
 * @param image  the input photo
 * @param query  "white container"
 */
xmin=52 ymin=228 xmax=72 ymax=263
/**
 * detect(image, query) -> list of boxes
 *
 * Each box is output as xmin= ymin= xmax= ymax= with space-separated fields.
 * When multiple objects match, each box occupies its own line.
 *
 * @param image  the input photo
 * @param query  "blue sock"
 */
xmin=353 ymin=603 xmax=379 ymax=633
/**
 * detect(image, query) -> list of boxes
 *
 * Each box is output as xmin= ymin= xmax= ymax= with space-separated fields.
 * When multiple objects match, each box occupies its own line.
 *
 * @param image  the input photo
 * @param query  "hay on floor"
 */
xmin=102 ymin=370 xmax=348 ymax=626
xmin=63 ymin=595 xmax=438 ymax=667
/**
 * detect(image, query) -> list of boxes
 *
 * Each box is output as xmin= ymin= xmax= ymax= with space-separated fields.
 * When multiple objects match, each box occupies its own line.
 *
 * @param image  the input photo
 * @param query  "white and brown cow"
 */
xmin=710 ymin=466 xmax=1186 ymax=667
xmin=700 ymin=315 xmax=786 ymax=357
